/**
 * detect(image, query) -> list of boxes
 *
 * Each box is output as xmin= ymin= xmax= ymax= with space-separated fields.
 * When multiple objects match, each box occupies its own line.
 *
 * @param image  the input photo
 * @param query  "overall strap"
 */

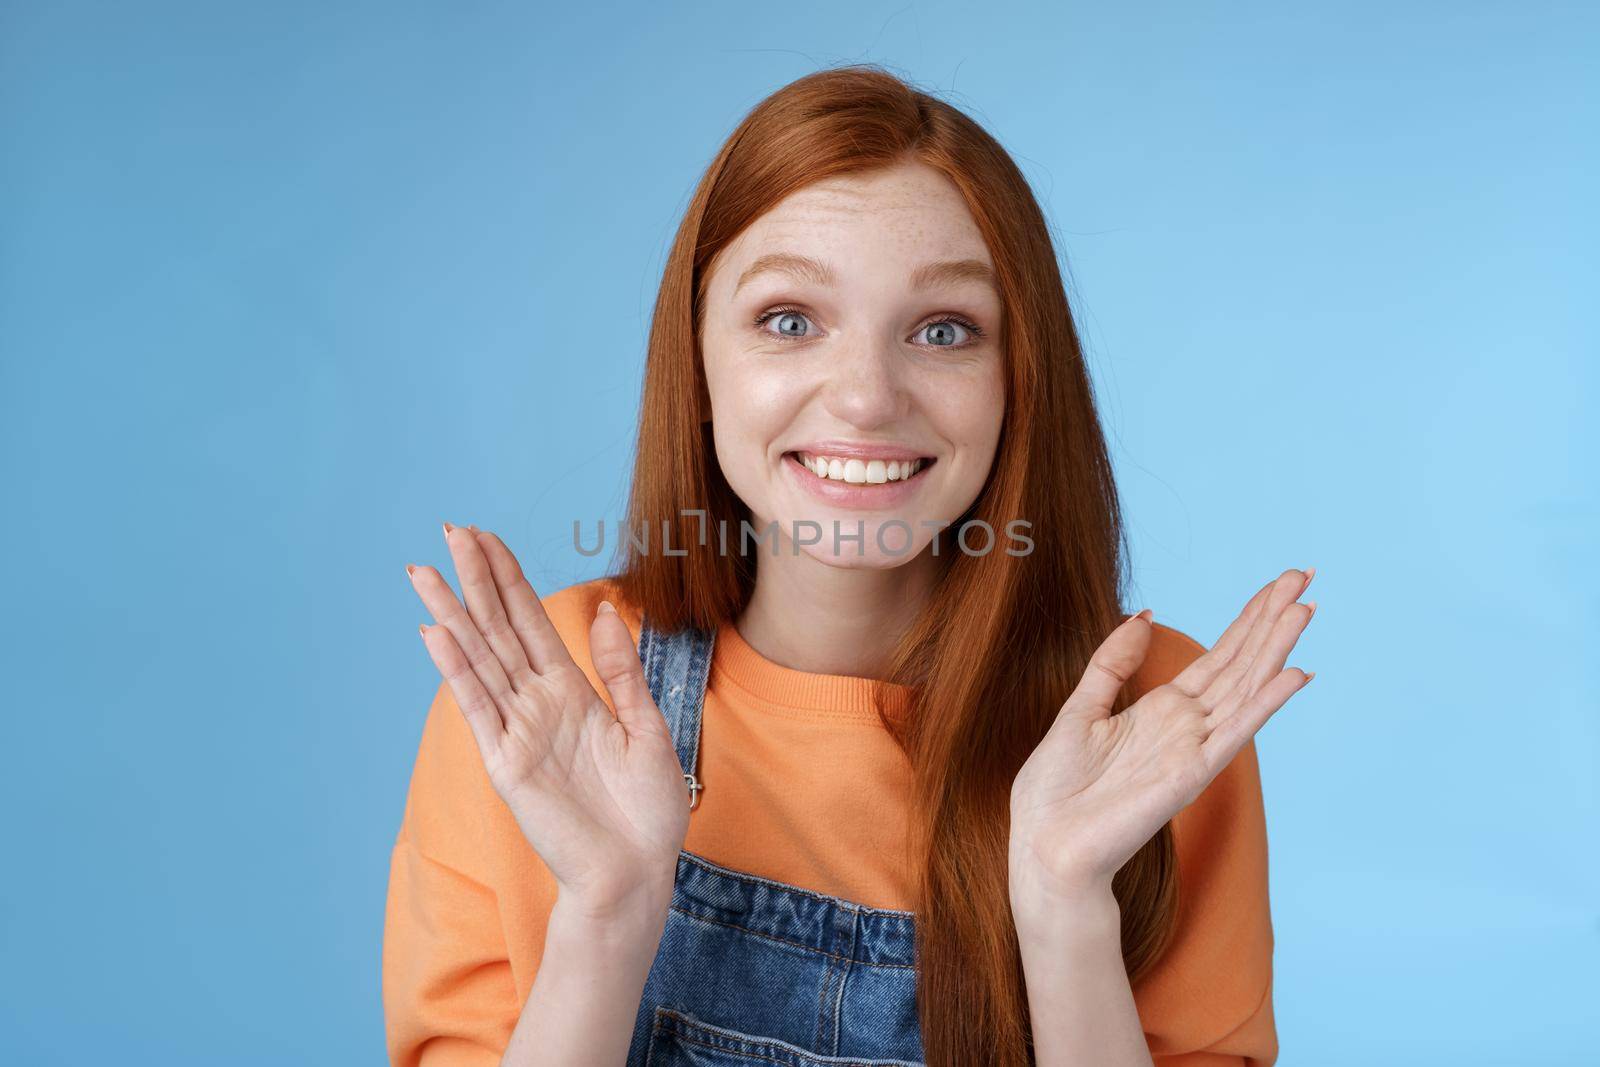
xmin=636 ymin=613 xmax=716 ymax=811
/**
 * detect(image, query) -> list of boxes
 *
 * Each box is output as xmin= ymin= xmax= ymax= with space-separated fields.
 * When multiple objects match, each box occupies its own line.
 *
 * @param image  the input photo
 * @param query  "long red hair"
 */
xmin=613 ymin=64 xmax=1177 ymax=1065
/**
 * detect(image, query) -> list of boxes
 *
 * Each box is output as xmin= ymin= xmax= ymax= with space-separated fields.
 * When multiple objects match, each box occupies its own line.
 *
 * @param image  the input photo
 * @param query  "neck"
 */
xmin=736 ymin=545 xmax=939 ymax=680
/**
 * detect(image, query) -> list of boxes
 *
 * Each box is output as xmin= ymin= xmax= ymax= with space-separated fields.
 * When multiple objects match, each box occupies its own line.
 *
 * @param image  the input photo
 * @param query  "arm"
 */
xmin=387 ymin=524 xmax=692 ymax=1065
xmin=385 ymin=704 xmax=678 ymax=1067
xmin=1009 ymin=880 xmax=1153 ymax=1067
xmin=499 ymin=887 xmax=672 ymax=1067
xmin=1009 ymin=570 xmax=1313 ymax=1066
xmin=1137 ymin=735 xmax=1277 ymax=1066
xmin=384 ymin=833 xmax=519 ymax=1067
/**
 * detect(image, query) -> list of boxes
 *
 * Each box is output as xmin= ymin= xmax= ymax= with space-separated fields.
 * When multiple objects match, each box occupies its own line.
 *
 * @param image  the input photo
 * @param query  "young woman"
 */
xmin=384 ymin=65 xmax=1313 ymax=1067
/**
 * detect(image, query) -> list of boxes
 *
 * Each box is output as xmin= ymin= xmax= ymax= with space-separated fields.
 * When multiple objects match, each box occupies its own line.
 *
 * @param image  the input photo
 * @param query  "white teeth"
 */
xmin=795 ymin=453 xmax=928 ymax=484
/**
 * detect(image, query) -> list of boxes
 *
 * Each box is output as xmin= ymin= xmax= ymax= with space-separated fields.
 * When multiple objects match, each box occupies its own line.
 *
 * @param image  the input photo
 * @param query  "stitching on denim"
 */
xmin=681 ymin=626 xmax=713 ymax=777
xmin=650 ymin=1028 xmax=791 ymax=1067
xmin=676 ymin=626 xmax=709 ymax=777
xmin=639 ymin=615 xmax=662 ymax=707
xmin=642 ymin=617 xmax=704 ymax=776
xmin=653 ymin=623 xmax=708 ymax=776
xmin=666 ymin=903 xmax=916 ymax=970
xmin=828 ymin=909 xmax=860 ymax=1053
xmin=813 ymin=950 xmax=836 ymax=1052
xmin=643 ymin=1010 xmax=663 ymax=1066
xmin=652 ymin=1006 xmax=924 ymax=1066
xmin=678 ymin=849 xmax=918 ymax=920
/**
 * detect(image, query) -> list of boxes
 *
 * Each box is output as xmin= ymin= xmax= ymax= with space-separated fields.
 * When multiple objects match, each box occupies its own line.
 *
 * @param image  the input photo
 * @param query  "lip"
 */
xmin=787 ymin=440 xmax=935 ymax=462
xmin=781 ymin=450 xmax=936 ymax=510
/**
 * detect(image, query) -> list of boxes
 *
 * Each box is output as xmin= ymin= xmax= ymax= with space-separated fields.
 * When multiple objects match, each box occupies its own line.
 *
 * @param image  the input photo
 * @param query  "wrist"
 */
xmin=1011 ymin=885 xmax=1123 ymax=980
xmin=1008 ymin=858 xmax=1120 ymax=938
xmin=552 ymin=877 xmax=674 ymax=949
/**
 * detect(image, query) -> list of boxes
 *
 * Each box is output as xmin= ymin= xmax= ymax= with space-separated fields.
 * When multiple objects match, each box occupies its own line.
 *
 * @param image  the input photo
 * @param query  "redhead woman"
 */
xmin=384 ymin=65 xmax=1313 ymax=1067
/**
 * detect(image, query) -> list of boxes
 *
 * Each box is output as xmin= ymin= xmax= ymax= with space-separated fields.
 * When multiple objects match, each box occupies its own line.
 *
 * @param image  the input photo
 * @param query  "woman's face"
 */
xmin=700 ymin=159 xmax=1006 ymax=568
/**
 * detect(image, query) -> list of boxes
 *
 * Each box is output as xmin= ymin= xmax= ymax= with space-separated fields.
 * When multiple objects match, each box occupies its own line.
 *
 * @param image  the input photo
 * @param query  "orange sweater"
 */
xmin=383 ymin=577 xmax=1278 ymax=1066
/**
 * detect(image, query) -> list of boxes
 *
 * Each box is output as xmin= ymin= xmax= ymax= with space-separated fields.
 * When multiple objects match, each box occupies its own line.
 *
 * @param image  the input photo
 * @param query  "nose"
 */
xmin=820 ymin=337 xmax=909 ymax=430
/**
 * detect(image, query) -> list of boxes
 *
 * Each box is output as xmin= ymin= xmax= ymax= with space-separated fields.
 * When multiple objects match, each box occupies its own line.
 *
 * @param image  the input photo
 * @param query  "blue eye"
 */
xmin=757 ymin=309 xmax=812 ymax=339
xmin=752 ymin=306 xmax=986 ymax=348
xmin=919 ymin=320 xmax=972 ymax=347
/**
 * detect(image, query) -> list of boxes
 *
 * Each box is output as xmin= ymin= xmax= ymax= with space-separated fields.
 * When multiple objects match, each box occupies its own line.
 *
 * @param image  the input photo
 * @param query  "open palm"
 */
xmin=1009 ymin=567 xmax=1316 ymax=901
xmin=408 ymin=523 xmax=690 ymax=916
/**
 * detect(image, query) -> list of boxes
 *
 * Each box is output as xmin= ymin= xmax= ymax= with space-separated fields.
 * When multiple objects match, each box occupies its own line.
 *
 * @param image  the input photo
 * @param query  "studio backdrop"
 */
xmin=2 ymin=3 xmax=1594 ymax=1065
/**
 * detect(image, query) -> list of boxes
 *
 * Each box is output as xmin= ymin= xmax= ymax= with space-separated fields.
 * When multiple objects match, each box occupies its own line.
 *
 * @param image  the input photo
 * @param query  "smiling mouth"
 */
xmin=785 ymin=451 xmax=937 ymax=485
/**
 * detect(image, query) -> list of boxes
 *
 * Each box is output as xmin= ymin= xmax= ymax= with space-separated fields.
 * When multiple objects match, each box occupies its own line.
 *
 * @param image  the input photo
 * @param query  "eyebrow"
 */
xmin=733 ymin=252 xmax=998 ymax=296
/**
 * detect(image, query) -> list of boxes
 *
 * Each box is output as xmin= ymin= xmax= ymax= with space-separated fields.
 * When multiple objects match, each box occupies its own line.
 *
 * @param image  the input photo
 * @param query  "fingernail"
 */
xmin=442 ymin=521 xmax=455 ymax=535
xmin=417 ymin=623 xmax=428 ymax=637
xmin=1303 ymin=670 xmax=1316 ymax=683
xmin=1131 ymin=608 xmax=1152 ymax=623
xmin=598 ymin=600 xmax=617 ymax=615
xmin=467 ymin=524 xmax=479 ymax=533
xmin=1304 ymin=566 xmax=1316 ymax=587
xmin=405 ymin=563 xmax=416 ymax=578
xmin=1306 ymin=600 xmax=1318 ymax=618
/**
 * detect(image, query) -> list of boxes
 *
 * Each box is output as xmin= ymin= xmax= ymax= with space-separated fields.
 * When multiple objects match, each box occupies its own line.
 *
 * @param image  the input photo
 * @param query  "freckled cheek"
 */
xmin=706 ymin=363 xmax=811 ymax=474
xmin=915 ymin=372 xmax=1005 ymax=466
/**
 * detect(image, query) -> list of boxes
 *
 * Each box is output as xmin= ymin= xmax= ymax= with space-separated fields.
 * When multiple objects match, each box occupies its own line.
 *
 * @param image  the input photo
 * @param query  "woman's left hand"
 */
xmin=1008 ymin=567 xmax=1316 ymax=910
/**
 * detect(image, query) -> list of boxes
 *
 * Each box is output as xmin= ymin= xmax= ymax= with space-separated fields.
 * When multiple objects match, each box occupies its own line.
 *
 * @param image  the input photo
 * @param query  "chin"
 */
xmin=802 ymin=544 xmax=921 ymax=570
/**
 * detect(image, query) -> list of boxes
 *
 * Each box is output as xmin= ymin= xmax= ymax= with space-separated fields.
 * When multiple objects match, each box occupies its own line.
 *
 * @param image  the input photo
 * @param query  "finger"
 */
xmin=1202 ymin=666 xmax=1313 ymax=775
xmin=1226 ymin=600 xmax=1315 ymax=714
xmin=1222 ymin=568 xmax=1307 ymax=676
xmin=1204 ymin=598 xmax=1313 ymax=727
xmin=408 ymin=562 xmax=516 ymax=705
xmin=588 ymin=600 xmax=662 ymax=735
xmin=444 ymin=524 xmax=535 ymax=688
xmin=1169 ymin=578 xmax=1276 ymax=697
xmin=1058 ymin=610 xmax=1154 ymax=722
xmin=1200 ymin=568 xmax=1311 ymax=708
xmin=418 ymin=621 xmax=506 ymax=762
xmin=472 ymin=528 xmax=576 ymax=673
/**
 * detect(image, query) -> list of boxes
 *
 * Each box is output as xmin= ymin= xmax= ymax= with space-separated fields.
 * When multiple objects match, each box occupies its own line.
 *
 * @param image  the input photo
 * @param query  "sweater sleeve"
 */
xmin=1132 ymin=624 xmax=1280 ymax=1067
xmin=381 ymin=579 xmax=618 ymax=1067
xmin=382 ymin=680 xmax=520 ymax=1067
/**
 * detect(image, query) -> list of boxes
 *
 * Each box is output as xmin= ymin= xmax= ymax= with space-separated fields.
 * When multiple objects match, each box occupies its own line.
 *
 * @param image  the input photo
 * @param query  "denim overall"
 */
xmin=626 ymin=616 xmax=927 ymax=1066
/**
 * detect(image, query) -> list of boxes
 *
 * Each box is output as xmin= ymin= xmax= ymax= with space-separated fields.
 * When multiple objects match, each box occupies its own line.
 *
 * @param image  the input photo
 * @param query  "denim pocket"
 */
xmin=644 ymin=1006 xmax=925 ymax=1066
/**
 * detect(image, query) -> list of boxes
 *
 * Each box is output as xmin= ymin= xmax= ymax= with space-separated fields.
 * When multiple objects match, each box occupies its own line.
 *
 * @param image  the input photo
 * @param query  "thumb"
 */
xmin=587 ymin=600 xmax=660 ymax=735
xmin=1059 ymin=610 xmax=1155 ymax=721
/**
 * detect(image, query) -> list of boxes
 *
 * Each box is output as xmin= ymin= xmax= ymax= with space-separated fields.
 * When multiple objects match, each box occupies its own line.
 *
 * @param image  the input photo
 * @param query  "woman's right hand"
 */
xmin=406 ymin=522 xmax=689 ymax=921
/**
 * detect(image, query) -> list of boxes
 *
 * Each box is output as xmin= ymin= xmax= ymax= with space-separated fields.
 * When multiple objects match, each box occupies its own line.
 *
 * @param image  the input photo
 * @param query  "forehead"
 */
xmin=713 ymin=162 xmax=993 ymax=281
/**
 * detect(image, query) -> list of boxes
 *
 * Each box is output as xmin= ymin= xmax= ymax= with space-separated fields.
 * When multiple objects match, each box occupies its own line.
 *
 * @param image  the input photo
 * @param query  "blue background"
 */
xmin=3 ymin=2 xmax=1594 ymax=1063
